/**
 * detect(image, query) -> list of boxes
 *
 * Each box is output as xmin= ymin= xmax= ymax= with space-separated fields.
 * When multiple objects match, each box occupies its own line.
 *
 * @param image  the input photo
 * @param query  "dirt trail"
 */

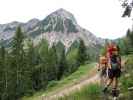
xmin=42 ymin=74 xmax=99 ymax=100
xmin=41 ymin=66 xmax=99 ymax=100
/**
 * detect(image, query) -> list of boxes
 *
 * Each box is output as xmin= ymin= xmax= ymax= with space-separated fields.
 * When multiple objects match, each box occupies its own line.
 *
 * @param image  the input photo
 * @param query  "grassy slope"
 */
xmin=58 ymin=84 xmax=101 ymax=100
xmin=22 ymin=63 xmax=97 ymax=100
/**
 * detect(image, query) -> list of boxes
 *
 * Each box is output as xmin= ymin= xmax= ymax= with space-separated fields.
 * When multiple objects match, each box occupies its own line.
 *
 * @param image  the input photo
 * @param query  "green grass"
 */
xmin=58 ymin=84 xmax=101 ymax=100
xmin=22 ymin=63 xmax=96 ymax=100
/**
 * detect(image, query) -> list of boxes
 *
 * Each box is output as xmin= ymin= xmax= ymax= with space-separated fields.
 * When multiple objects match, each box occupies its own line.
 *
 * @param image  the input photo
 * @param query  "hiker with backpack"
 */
xmin=102 ymin=41 xmax=121 ymax=98
xmin=97 ymin=54 xmax=108 ymax=86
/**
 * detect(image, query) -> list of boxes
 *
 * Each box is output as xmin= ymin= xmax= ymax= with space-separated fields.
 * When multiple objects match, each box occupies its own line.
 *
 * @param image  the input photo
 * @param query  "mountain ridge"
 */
xmin=0 ymin=8 xmax=104 ymax=48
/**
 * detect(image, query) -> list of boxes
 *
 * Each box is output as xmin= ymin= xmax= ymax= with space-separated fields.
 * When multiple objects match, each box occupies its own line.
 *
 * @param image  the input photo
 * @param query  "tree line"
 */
xmin=117 ymin=29 xmax=133 ymax=55
xmin=0 ymin=27 xmax=89 ymax=100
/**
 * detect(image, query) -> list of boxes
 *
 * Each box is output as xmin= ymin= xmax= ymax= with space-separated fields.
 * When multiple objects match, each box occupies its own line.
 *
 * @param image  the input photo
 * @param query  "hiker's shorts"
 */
xmin=108 ymin=68 xmax=121 ymax=79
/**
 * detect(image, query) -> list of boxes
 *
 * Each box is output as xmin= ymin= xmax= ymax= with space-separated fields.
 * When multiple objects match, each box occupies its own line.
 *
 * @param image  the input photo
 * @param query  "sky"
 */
xmin=0 ymin=0 xmax=132 ymax=39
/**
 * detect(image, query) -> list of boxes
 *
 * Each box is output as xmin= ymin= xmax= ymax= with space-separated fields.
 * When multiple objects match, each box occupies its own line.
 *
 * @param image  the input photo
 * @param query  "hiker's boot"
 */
xmin=112 ymin=89 xmax=118 ymax=97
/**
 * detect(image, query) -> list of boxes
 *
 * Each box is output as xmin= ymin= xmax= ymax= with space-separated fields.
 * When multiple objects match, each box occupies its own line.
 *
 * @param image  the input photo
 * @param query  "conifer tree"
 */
xmin=0 ymin=44 xmax=6 ymax=99
xmin=10 ymin=26 xmax=26 ymax=99
xmin=57 ymin=47 xmax=67 ymax=80
xmin=77 ymin=39 xmax=87 ymax=65
xmin=24 ymin=39 xmax=36 ymax=95
xmin=48 ymin=44 xmax=58 ymax=80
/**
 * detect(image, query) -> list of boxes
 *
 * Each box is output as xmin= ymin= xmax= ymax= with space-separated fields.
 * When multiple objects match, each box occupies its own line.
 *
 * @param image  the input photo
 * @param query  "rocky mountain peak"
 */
xmin=51 ymin=8 xmax=77 ymax=24
xmin=42 ymin=8 xmax=78 ymax=33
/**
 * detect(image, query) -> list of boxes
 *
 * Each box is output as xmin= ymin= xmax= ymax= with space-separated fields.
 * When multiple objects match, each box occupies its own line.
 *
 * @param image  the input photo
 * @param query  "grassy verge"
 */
xmin=58 ymin=84 xmax=101 ymax=100
xmin=119 ymin=54 xmax=133 ymax=99
xmin=22 ymin=63 xmax=97 ymax=100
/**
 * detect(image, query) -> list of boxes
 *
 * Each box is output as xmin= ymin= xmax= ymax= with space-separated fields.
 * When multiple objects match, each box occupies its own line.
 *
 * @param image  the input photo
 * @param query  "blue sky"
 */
xmin=0 ymin=0 xmax=132 ymax=39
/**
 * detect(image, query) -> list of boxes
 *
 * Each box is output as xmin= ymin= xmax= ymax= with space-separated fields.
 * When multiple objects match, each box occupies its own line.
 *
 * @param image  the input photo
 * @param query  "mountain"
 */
xmin=0 ymin=8 xmax=104 ymax=48
xmin=0 ymin=19 xmax=40 ymax=39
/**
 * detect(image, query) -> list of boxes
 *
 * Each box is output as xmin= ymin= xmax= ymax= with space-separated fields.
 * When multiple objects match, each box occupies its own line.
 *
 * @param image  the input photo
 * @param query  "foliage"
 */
xmin=0 ymin=27 xmax=92 ymax=100
xmin=116 ymin=29 xmax=133 ymax=55
xmin=121 ymin=55 xmax=133 ymax=90
xmin=77 ymin=39 xmax=88 ymax=65
xmin=66 ymin=48 xmax=79 ymax=73
xmin=0 ymin=26 xmax=92 ymax=100
xmin=22 ymin=63 xmax=95 ymax=100
xmin=119 ymin=55 xmax=133 ymax=99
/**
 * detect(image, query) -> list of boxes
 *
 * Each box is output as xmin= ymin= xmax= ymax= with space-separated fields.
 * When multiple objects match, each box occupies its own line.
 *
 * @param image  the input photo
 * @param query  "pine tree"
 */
xmin=0 ymin=44 xmax=6 ymax=99
xmin=33 ymin=39 xmax=49 ymax=90
xmin=24 ymin=39 xmax=35 ymax=95
xmin=57 ymin=47 xmax=67 ymax=80
xmin=127 ymin=30 xmax=133 ymax=47
xmin=10 ymin=26 xmax=26 ymax=99
xmin=77 ymin=39 xmax=87 ymax=65
xmin=3 ymin=53 xmax=15 ymax=100
xmin=48 ymin=44 xmax=58 ymax=80
xmin=126 ymin=29 xmax=133 ymax=54
xmin=0 ymin=42 xmax=12 ymax=100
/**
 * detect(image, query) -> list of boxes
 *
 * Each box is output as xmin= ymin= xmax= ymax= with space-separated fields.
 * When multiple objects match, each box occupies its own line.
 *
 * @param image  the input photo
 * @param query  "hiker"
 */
xmin=103 ymin=42 xmax=121 ymax=98
xmin=97 ymin=54 xmax=108 ymax=86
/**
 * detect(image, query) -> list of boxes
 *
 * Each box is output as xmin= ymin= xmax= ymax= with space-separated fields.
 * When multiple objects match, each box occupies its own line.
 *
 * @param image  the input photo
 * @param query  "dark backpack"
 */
xmin=111 ymin=55 xmax=120 ymax=70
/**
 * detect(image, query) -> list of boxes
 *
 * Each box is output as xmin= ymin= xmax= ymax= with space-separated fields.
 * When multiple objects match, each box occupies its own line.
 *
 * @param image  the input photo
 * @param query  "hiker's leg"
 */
xmin=101 ymin=75 xmax=104 ymax=83
xmin=102 ymin=78 xmax=113 ymax=93
xmin=103 ymin=76 xmax=107 ymax=86
xmin=100 ymin=68 xmax=106 ymax=84
xmin=99 ymin=70 xmax=103 ymax=85
xmin=112 ymin=68 xmax=120 ymax=94
xmin=113 ymin=77 xmax=118 ymax=89
xmin=112 ymin=77 xmax=118 ymax=97
xmin=102 ymin=68 xmax=107 ymax=85
xmin=106 ymin=68 xmax=113 ymax=87
xmin=105 ymin=68 xmax=108 ymax=82
xmin=102 ymin=68 xmax=113 ymax=93
xmin=104 ymin=68 xmax=108 ymax=84
xmin=106 ymin=78 xmax=113 ymax=87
